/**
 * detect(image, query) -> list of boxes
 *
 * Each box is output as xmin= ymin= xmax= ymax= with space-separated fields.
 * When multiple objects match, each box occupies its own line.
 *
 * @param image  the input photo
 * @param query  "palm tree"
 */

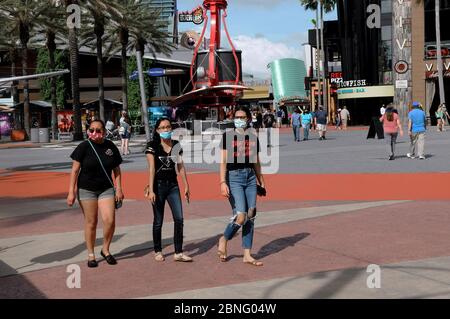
xmin=105 ymin=0 xmax=173 ymax=115
xmin=301 ymin=1 xmax=321 ymax=110
xmin=0 ymin=26 xmax=20 ymax=108
xmin=63 ymin=0 xmax=83 ymax=140
xmin=80 ymin=0 xmax=122 ymax=122
xmin=103 ymin=0 xmax=173 ymax=140
xmin=301 ymin=0 xmax=337 ymax=112
xmin=37 ymin=1 xmax=66 ymax=140
xmin=0 ymin=0 xmax=50 ymax=138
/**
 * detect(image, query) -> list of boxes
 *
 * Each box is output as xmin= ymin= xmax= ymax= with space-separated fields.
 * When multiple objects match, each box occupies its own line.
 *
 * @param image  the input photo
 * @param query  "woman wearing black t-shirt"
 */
xmin=145 ymin=118 xmax=192 ymax=262
xmin=67 ymin=119 xmax=124 ymax=268
xmin=217 ymin=106 xmax=266 ymax=266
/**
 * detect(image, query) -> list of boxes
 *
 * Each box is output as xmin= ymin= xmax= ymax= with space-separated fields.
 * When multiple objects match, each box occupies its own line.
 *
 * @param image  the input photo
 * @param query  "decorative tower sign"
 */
xmin=393 ymin=0 xmax=413 ymax=124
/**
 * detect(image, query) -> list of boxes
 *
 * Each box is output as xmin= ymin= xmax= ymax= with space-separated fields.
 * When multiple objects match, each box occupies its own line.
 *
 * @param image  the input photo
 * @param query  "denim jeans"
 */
xmin=223 ymin=168 xmax=257 ymax=249
xmin=293 ymin=125 xmax=300 ymax=141
xmin=302 ymin=123 xmax=311 ymax=140
xmin=386 ymin=132 xmax=398 ymax=156
xmin=152 ymin=179 xmax=184 ymax=254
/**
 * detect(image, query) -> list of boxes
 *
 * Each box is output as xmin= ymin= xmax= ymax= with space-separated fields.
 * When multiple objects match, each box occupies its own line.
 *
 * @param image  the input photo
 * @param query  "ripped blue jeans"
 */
xmin=223 ymin=168 xmax=257 ymax=249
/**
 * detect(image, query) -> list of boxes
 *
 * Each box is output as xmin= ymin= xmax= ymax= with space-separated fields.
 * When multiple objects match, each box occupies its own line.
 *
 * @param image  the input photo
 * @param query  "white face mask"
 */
xmin=234 ymin=119 xmax=247 ymax=129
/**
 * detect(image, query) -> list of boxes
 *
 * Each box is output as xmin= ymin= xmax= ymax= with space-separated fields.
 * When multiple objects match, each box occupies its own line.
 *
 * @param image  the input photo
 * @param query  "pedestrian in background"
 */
xmin=407 ymin=101 xmax=427 ymax=160
xmin=291 ymin=108 xmax=302 ymax=142
xmin=263 ymin=108 xmax=275 ymax=147
xmin=301 ymin=109 xmax=313 ymax=141
xmin=119 ymin=112 xmax=131 ymax=155
xmin=314 ymin=106 xmax=328 ymax=140
xmin=67 ymin=119 xmax=124 ymax=268
xmin=276 ymin=108 xmax=283 ymax=128
xmin=436 ymin=103 xmax=450 ymax=132
xmin=380 ymin=106 xmax=403 ymax=160
xmin=340 ymin=106 xmax=351 ymax=130
xmin=335 ymin=108 xmax=342 ymax=130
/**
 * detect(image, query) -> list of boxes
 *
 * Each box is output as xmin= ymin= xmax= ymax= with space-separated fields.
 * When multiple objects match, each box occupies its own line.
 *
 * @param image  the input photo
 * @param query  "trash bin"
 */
xmin=30 ymin=128 xmax=40 ymax=143
xmin=38 ymin=128 xmax=50 ymax=143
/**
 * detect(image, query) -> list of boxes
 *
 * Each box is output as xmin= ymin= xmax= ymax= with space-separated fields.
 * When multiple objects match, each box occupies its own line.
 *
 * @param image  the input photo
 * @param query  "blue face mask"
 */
xmin=234 ymin=119 xmax=247 ymax=129
xmin=159 ymin=131 xmax=172 ymax=140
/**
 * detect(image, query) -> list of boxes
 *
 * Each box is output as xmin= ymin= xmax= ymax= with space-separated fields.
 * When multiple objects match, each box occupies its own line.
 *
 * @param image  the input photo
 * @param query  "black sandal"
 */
xmin=101 ymin=250 xmax=118 ymax=265
xmin=87 ymin=253 xmax=98 ymax=268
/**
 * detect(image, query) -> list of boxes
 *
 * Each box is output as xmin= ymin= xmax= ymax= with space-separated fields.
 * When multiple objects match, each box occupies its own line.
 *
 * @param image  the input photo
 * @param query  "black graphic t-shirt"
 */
xmin=220 ymin=129 xmax=260 ymax=171
xmin=70 ymin=140 xmax=123 ymax=191
xmin=145 ymin=140 xmax=183 ymax=182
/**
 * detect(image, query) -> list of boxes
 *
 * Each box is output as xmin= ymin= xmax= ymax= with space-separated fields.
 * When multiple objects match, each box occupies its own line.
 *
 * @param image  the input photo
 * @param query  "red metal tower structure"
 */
xmin=170 ymin=0 xmax=251 ymax=109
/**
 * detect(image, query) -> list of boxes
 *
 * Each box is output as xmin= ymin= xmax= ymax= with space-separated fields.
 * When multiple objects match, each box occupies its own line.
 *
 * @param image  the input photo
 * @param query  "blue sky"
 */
xmin=177 ymin=0 xmax=337 ymax=79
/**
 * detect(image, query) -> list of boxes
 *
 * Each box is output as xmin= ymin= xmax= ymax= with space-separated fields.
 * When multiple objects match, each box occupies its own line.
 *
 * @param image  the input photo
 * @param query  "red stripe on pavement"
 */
xmin=1 ymin=171 xmax=450 ymax=200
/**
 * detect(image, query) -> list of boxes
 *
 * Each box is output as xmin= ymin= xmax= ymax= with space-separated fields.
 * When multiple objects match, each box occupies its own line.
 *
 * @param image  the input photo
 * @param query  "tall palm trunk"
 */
xmin=20 ymin=23 xmax=31 ymax=137
xmin=320 ymin=1 xmax=328 ymax=113
xmin=95 ymin=20 xmax=105 ymax=122
xmin=435 ymin=0 xmax=446 ymax=105
xmin=136 ymin=40 xmax=151 ymax=141
xmin=315 ymin=7 xmax=322 ymax=109
xmin=68 ymin=27 xmax=82 ymax=140
xmin=120 ymin=29 xmax=129 ymax=112
xmin=47 ymin=31 xmax=58 ymax=140
xmin=10 ymin=48 xmax=19 ymax=107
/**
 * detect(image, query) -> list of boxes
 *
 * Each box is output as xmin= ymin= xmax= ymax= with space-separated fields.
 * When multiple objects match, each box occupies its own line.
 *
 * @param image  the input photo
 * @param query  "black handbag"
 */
xmin=257 ymin=185 xmax=266 ymax=197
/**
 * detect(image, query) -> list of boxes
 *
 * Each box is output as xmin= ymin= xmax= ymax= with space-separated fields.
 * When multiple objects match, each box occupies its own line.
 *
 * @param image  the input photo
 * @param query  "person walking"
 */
xmin=435 ymin=103 xmax=450 ymax=132
xmin=335 ymin=108 xmax=342 ymax=130
xmin=380 ymin=106 xmax=403 ymax=160
xmin=217 ymin=106 xmax=266 ymax=266
xmin=67 ymin=119 xmax=124 ymax=268
xmin=301 ymin=109 xmax=313 ymax=141
xmin=276 ymin=108 xmax=283 ymax=128
xmin=144 ymin=117 xmax=192 ymax=262
xmin=340 ymin=106 xmax=351 ymax=130
xmin=291 ymin=108 xmax=302 ymax=142
xmin=119 ymin=113 xmax=131 ymax=155
xmin=407 ymin=101 xmax=427 ymax=160
xmin=314 ymin=106 xmax=328 ymax=140
xmin=263 ymin=108 xmax=275 ymax=147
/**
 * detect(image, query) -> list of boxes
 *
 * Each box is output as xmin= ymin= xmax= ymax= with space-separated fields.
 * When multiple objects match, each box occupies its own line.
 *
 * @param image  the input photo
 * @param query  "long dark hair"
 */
xmin=151 ymin=117 xmax=171 ymax=144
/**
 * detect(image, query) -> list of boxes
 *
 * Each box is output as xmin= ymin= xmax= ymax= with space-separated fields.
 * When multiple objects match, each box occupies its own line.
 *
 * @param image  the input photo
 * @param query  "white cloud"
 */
xmin=232 ymin=35 xmax=305 ymax=79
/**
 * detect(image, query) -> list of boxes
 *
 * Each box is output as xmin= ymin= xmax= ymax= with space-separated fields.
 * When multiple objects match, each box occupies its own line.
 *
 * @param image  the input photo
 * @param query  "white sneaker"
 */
xmin=406 ymin=153 xmax=415 ymax=159
xmin=419 ymin=156 xmax=425 ymax=160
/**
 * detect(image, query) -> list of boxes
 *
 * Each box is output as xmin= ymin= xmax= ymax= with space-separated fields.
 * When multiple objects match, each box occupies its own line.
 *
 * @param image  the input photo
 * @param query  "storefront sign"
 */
xmin=337 ymin=79 xmax=368 ymax=88
xmin=179 ymin=7 xmax=204 ymax=25
xmin=337 ymin=85 xmax=394 ymax=99
xmin=330 ymin=72 xmax=343 ymax=84
xmin=395 ymin=80 xmax=408 ymax=89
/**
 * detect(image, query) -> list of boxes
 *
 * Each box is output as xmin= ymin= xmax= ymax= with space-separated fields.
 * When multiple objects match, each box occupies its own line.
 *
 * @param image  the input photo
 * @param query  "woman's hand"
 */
xmin=115 ymin=188 xmax=124 ymax=202
xmin=399 ymin=130 xmax=404 ymax=137
xmin=184 ymin=187 xmax=190 ymax=203
xmin=146 ymin=190 xmax=156 ymax=204
xmin=67 ymin=191 xmax=76 ymax=207
xmin=220 ymin=183 xmax=230 ymax=198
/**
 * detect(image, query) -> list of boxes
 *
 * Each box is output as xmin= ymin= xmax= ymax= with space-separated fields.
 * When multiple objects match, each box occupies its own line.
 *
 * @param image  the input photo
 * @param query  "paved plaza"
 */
xmin=1 ymin=127 xmax=450 ymax=299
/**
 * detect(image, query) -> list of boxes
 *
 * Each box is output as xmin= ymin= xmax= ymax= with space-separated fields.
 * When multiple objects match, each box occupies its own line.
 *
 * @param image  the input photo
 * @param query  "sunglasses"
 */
xmin=89 ymin=128 xmax=103 ymax=133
